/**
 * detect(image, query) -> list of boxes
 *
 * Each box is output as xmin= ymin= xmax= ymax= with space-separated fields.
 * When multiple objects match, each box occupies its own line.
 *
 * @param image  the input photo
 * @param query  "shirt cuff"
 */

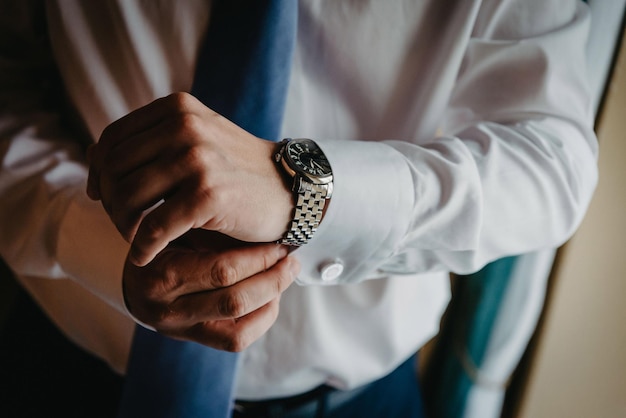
xmin=56 ymin=191 xmax=131 ymax=315
xmin=293 ymin=139 xmax=414 ymax=285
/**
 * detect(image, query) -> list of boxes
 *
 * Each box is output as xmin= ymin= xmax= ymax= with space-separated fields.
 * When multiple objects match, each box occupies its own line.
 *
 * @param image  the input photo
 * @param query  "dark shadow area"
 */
xmin=0 ymin=264 xmax=123 ymax=418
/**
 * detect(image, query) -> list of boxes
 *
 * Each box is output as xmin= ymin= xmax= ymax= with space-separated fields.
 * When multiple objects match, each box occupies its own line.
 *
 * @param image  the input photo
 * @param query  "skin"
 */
xmin=87 ymin=92 xmax=298 ymax=350
xmin=87 ymin=91 xmax=294 ymax=267
xmin=122 ymin=230 xmax=298 ymax=351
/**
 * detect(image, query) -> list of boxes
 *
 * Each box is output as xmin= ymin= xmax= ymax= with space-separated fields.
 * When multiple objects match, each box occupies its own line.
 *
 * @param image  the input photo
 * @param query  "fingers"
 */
xmin=164 ymin=243 xmax=291 ymax=296
xmin=106 ymin=154 xmax=190 ymax=243
xmin=90 ymin=113 xmax=209 ymax=247
xmin=123 ymin=242 xmax=300 ymax=351
xmin=187 ymin=298 xmax=281 ymax=352
xmin=88 ymin=91 xmax=291 ymax=255
xmin=124 ymin=242 xmax=295 ymax=321
xmin=169 ymin=254 xmax=296 ymax=326
xmin=182 ymin=255 xmax=298 ymax=351
xmin=128 ymin=182 xmax=216 ymax=266
xmin=87 ymin=92 xmax=204 ymax=200
xmin=87 ymin=93 xmax=223 ymax=256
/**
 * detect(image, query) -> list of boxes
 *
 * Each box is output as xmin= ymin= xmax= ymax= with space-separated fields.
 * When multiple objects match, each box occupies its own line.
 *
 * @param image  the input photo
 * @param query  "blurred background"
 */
xmin=511 ymin=4 xmax=626 ymax=416
xmin=423 ymin=1 xmax=626 ymax=417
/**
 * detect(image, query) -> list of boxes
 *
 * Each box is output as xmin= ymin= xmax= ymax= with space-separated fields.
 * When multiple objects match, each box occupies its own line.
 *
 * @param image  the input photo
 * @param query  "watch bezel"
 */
xmin=280 ymin=138 xmax=333 ymax=185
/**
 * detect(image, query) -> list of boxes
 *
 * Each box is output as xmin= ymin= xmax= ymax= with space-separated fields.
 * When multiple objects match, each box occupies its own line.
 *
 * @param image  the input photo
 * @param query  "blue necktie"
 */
xmin=117 ymin=1 xmax=297 ymax=417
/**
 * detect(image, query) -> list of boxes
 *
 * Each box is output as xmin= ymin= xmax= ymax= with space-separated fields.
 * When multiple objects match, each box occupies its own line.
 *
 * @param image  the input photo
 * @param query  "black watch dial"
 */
xmin=285 ymin=139 xmax=332 ymax=178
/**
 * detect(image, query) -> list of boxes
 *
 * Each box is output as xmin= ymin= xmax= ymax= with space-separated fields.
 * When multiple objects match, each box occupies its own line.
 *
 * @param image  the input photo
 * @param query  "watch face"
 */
xmin=285 ymin=139 xmax=332 ymax=179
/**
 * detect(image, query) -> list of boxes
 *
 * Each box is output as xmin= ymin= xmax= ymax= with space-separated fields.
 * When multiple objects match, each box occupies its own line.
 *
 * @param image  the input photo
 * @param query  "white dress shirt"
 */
xmin=0 ymin=0 xmax=597 ymax=399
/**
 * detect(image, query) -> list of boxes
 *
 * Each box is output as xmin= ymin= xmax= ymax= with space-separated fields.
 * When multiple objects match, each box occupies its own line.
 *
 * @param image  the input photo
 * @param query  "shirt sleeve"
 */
xmin=0 ymin=1 xmax=129 ymax=314
xmin=295 ymin=0 xmax=598 ymax=284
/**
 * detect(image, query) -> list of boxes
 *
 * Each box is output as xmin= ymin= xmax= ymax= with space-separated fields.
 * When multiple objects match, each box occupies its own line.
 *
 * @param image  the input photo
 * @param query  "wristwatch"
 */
xmin=274 ymin=138 xmax=333 ymax=246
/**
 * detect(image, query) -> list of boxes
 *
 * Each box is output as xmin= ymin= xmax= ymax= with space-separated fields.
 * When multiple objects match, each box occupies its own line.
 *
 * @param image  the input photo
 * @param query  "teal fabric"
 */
xmin=424 ymin=256 xmax=517 ymax=417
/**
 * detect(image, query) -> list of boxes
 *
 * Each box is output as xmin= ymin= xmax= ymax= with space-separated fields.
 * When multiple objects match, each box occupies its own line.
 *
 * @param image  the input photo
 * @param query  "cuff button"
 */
xmin=319 ymin=259 xmax=344 ymax=282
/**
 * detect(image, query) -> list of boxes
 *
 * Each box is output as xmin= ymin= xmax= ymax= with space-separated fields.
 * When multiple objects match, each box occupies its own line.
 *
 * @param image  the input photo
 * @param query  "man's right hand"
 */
xmin=87 ymin=93 xmax=294 ymax=267
xmin=123 ymin=230 xmax=299 ymax=352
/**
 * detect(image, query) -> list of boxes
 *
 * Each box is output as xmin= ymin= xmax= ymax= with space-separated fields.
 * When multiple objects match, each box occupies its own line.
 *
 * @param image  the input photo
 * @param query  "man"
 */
xmin=0 ymin=0 xmax=598 ymax=417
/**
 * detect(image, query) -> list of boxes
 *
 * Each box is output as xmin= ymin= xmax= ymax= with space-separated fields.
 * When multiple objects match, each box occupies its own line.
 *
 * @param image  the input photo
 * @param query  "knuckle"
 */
xmin=181 ymin=144 xmax=208 ymax=170
xmin=141 ymin=279 xmax=167 ymax=303
xmin=134 ymin=268 xmax=169 ymax=301
xmin=210 ymin=258 xmax=238 ymax=288
xmin=123 ymin=265 xmax=175 ymax=326
xmin=161 ymin=262 xmax=184 ymax=293
xmin=191 ymin=184 xmax=225 ymax=226
xmin=221 ymin=331 xmax=250 ymax=353
xmin=217 ymin=291 xmax=247 ymax=318
xmin=139 ymin=216 xmax=165 ymax=244
xmin=195 ymin=179 xmax=220 ymax=205
xmin=167 ymin=91 xmax=196 ymax=111
xmin=185 ymin=323 xmax=250 ymax=352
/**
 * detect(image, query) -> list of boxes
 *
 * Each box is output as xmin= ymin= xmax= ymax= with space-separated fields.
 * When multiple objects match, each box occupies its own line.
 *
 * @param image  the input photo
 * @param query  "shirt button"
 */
xmin=319 ymin=259 xmax=344 ymax=282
